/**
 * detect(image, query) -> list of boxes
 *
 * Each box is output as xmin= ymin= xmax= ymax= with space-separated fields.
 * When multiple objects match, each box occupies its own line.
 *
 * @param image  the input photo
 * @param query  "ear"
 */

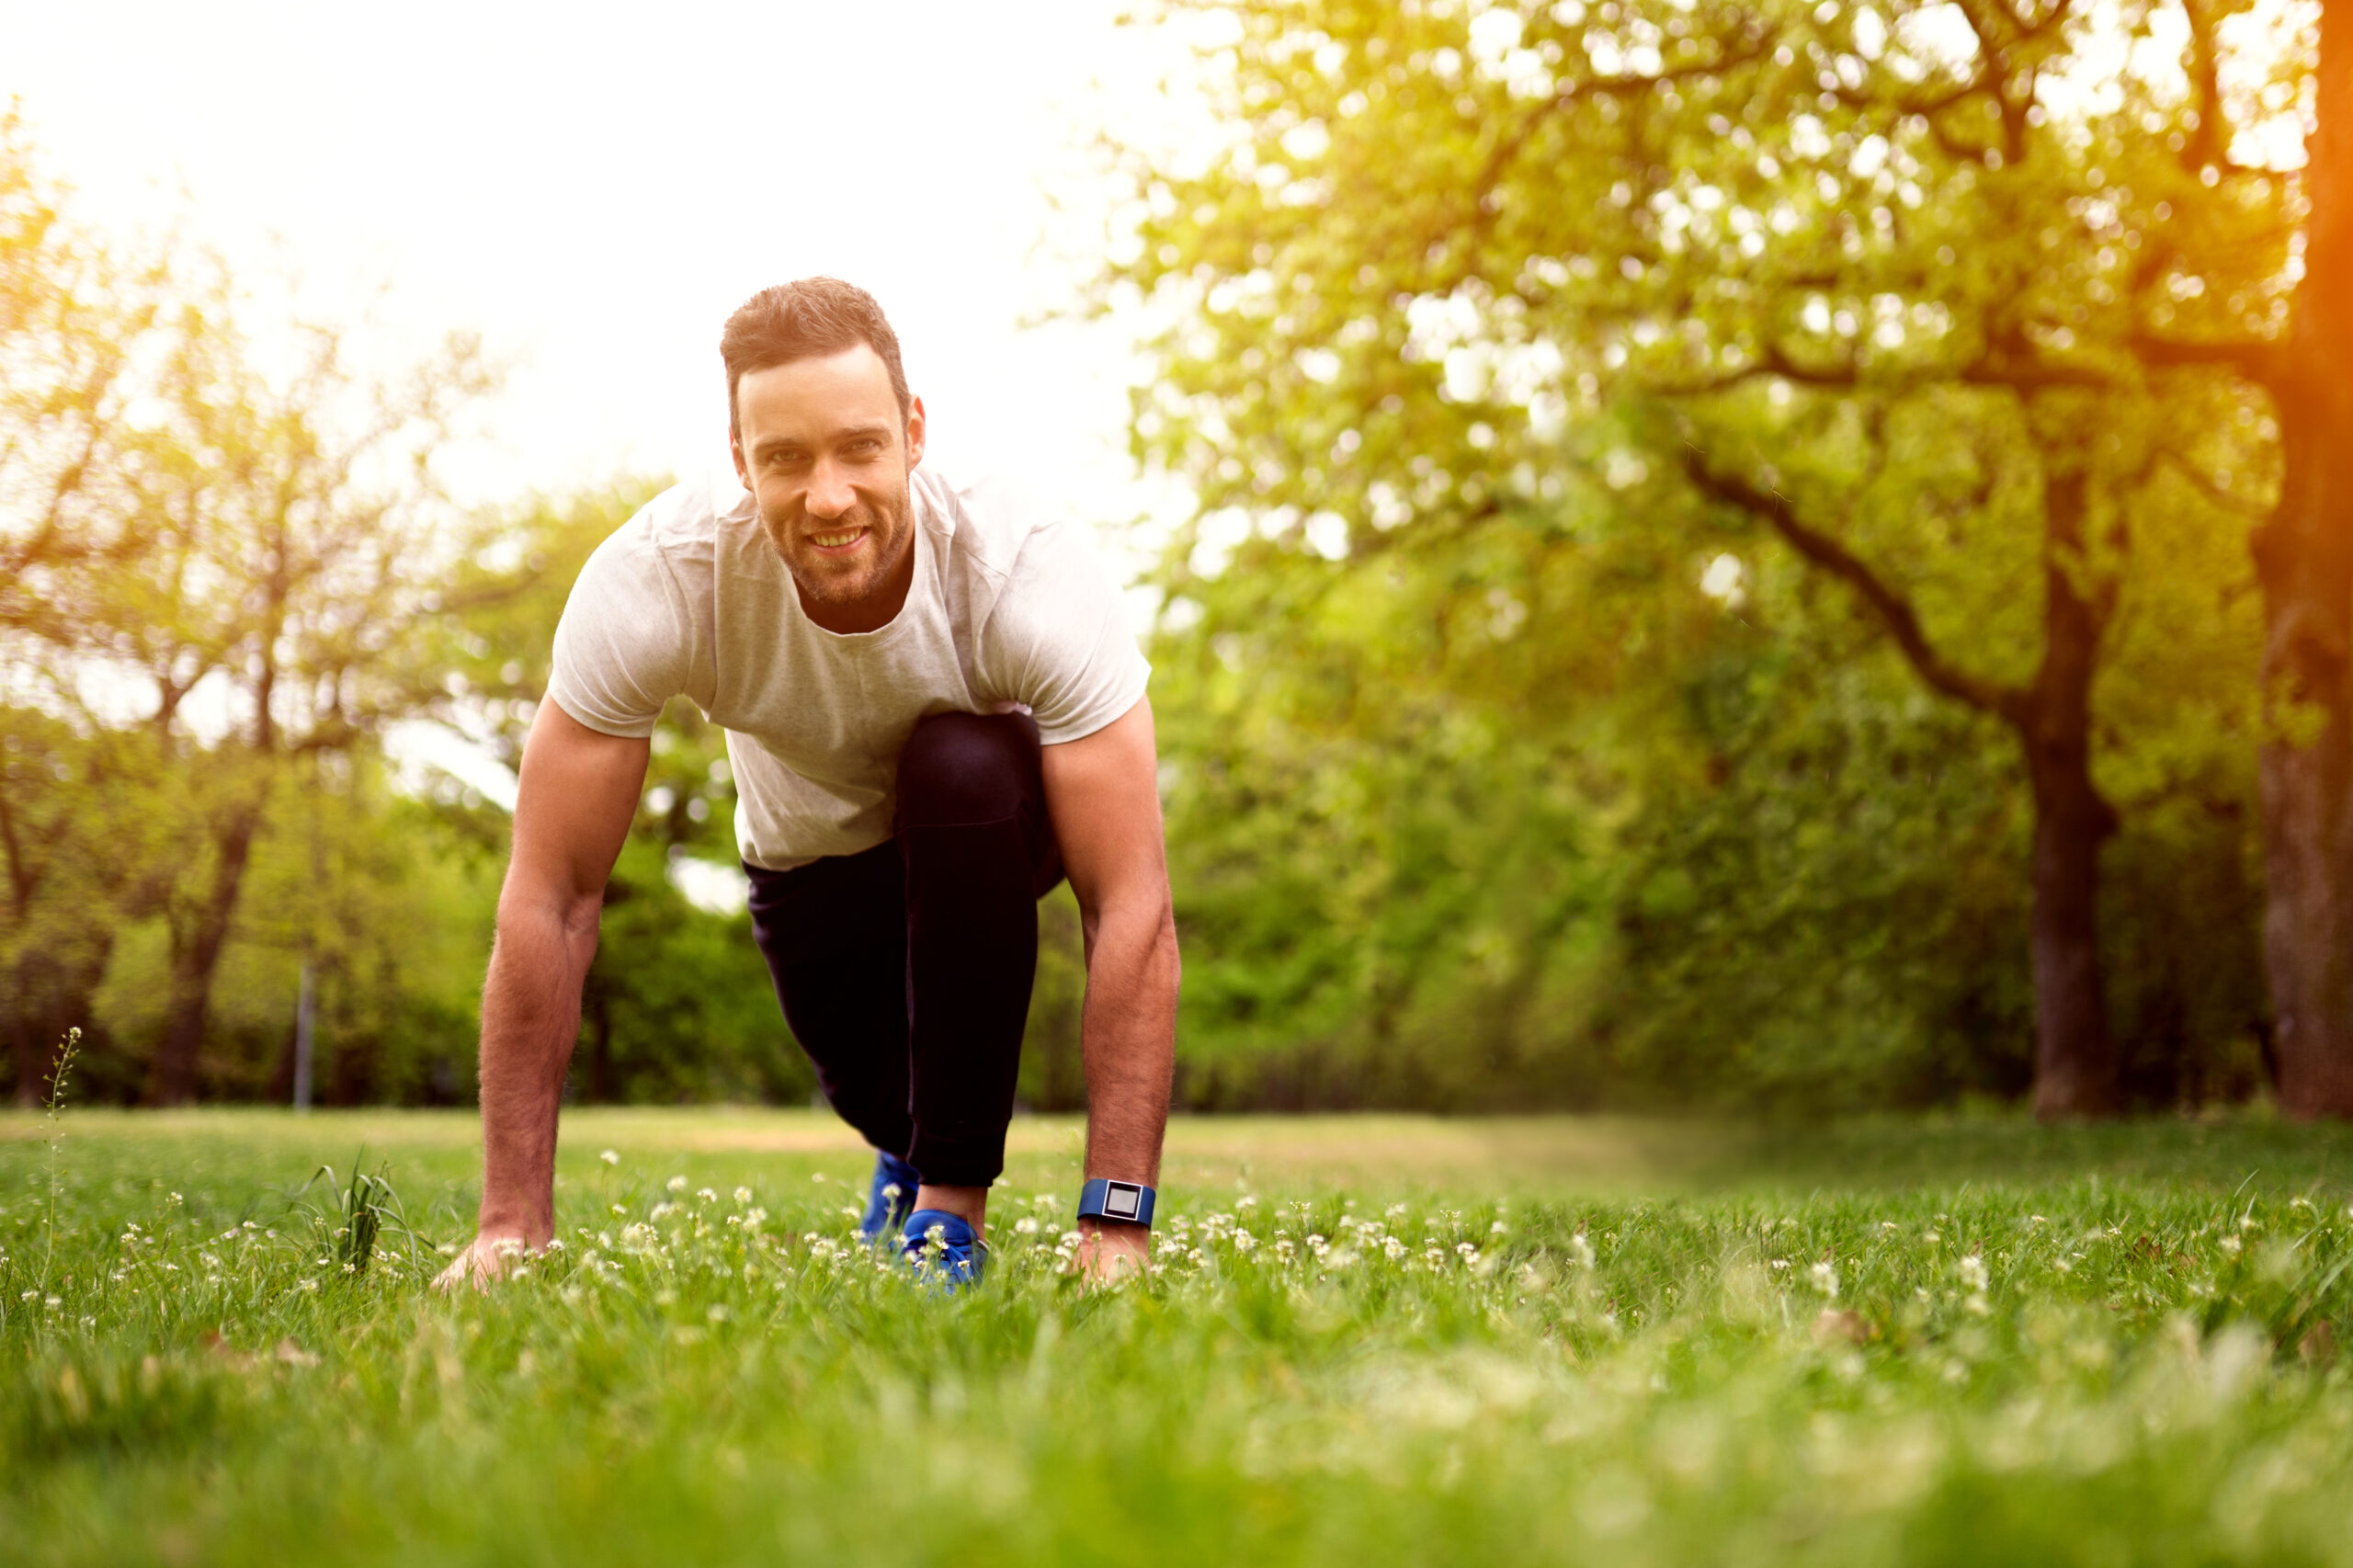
xmin=904 ymin=396 xmax=927 ymax=470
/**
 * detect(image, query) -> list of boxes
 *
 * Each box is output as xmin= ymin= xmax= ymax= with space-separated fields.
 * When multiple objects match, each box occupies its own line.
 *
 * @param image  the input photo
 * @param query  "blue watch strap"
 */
xmin=1077 ymin=1178 xmax=1156 ymax=1228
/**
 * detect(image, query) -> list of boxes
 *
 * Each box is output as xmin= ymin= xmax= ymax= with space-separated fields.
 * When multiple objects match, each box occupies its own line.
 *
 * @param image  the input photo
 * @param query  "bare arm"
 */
xmin=1040 ymin=696 xmax=1180 ymax=1280
xmin=437 ymin=699 xmax=647 ymax=1289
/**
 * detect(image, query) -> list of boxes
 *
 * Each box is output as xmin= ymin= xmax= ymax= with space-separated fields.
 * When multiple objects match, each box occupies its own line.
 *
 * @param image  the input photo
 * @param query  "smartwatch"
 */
xmin=1076 ymin=1177 xmax=1156 ymax=1228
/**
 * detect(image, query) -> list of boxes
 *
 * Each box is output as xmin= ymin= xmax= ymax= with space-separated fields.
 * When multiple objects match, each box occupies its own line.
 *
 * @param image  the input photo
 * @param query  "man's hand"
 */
xmin=1070 ymin=1221 xmax=1151 ymax=1285
xmin=431 ymin=1233 xmax=538 ymax=1293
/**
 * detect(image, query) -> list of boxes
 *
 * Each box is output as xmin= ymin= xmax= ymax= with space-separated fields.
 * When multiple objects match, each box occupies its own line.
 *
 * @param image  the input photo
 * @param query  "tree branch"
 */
xmin=1681 ymin=444 xmax=2028 ymax=721
xmin=2130 ymin=332 xmax=2280 ymax=385
xmin=2156 ymin=447 xmax=2274 ymax=519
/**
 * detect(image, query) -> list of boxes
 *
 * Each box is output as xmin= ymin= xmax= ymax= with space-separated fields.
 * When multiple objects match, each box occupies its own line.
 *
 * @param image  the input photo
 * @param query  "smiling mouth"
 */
xmin=806 ymin=527 xmax=867 ymax=552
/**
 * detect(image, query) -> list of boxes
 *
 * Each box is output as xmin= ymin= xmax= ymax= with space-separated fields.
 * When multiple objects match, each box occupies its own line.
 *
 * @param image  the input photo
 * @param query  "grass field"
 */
xmin=6 ymin=1106 xmax=2353 ymax=1566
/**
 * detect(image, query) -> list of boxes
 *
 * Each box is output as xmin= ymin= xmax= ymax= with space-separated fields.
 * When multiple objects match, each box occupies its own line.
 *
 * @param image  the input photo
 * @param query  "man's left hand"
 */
xmin=1070 ymin=1221 xmax=1151 ymax=1285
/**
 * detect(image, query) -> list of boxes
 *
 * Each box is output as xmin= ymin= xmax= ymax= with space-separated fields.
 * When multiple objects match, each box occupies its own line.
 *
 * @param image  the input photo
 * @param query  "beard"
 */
xmin=761 ymin=484 xmax=915 ymax=613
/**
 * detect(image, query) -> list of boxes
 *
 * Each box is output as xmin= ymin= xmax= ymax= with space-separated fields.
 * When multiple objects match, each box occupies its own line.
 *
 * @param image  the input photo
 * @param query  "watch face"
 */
xmin=1104 ymin=1182 xmax=1142 ymax=1220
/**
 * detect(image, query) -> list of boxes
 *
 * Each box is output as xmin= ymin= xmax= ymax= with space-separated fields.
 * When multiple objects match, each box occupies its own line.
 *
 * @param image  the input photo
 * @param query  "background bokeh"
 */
xmin=0 ymin=0 xmax=2340 ymax=1118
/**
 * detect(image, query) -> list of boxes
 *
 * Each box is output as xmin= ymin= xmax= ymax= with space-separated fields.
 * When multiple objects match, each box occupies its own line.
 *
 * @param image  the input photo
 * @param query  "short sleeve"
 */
xmin=545 ymin=517 xmax=696 ymax=738
xmin=980 ymin=519 xmax=1152 ymax=744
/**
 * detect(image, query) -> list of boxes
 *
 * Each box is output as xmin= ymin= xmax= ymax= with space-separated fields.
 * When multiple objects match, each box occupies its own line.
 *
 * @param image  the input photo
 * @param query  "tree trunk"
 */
xmin=147 ymin=801 xmax=263 ymax=1106
xmin=2255 ymin=0 xmax=2353 ymax=1117
xmin=8 ymin=946 xmax=108 ymax=1108
xmin=2017 ymin=470 xmax=2122 ymax=1117
xmin=587 ymin=978 xmax=613 ymax=1104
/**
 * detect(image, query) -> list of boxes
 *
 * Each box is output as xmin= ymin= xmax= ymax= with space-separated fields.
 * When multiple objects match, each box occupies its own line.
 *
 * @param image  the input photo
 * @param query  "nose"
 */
xmin=805 ymin=458 xmax=856 ymax=520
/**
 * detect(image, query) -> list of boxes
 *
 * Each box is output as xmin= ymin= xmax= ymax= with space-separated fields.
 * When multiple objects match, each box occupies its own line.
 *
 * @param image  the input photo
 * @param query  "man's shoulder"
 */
xmin=629 ymin=469 xmax=753 ymax=561
xmin=917 ymin=467 xmax=1108 ymax=597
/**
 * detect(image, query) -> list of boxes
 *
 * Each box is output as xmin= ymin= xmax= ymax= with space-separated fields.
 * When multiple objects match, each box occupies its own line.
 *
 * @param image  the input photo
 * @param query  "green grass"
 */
xmin=6 ymin=1107 xmax=2353 ymax=1566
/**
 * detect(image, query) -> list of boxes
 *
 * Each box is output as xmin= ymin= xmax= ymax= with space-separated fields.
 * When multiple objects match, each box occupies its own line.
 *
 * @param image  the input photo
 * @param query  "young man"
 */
xmin=437 ymin=278 xmax=1177 ymax=1289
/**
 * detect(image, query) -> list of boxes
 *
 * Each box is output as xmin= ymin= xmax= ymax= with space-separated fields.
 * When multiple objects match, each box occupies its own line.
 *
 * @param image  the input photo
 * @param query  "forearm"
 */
xmin=1078 ymin=899 xmax=1180 ymax=1187
xmin=475 ymin=895 xmax=600 ymax=1242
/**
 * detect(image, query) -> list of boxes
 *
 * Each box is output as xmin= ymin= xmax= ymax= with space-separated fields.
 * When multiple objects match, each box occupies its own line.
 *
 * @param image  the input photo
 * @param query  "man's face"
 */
xmin=731 ymin=345 xmax=926 ymax=631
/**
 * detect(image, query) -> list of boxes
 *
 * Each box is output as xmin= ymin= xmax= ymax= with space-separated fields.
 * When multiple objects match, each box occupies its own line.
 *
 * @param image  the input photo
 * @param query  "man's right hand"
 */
xmin=432 ymin=1233 xmax=536 ymax=1293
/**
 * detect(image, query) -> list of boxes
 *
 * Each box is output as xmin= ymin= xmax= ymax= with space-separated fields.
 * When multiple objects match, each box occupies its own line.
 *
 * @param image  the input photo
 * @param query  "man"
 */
xmin=437 ymin=278 xmax=1177 ymax=1289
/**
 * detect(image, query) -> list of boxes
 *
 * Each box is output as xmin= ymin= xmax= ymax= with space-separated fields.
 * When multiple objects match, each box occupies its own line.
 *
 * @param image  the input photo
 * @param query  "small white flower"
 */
xmin=1958 ymin=1254 xmax=1989 ymax=1291
xmin=1383 ymin=1237 xmax=1407 ymax=1261
xmin=599 ymin=1150 xmax=620 ymax=1166
xmin=733 ymin=1187 xmax=753 ymax=1205
xmin=1490 ymin=1221 xmax=1507 ymax=1235
xmin=1233 ymin=1232 xmax=1256 ymax=1252
xmin=1810 ymin=1261 xmax=1840 ymax=1299
xmin=1015 ymin=1217 xmax=1040 ymax=1235
xmin=666 ymin=1176 xmax=688 ymax=1194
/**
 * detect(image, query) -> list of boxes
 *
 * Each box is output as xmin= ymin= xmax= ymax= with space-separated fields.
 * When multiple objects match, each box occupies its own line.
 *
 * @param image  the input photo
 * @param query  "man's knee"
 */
xmin=896 ymin=711 xmax=1039 ymax=830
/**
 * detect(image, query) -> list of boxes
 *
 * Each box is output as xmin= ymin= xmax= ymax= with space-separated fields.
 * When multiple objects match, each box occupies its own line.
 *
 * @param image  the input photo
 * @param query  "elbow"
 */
xmin=495 ymin=871 xmax=605 ymax=949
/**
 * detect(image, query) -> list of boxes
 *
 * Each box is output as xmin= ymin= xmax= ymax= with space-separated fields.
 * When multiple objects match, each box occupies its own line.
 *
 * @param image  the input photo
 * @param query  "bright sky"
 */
xmin=0 ymin=0 xmax=1202 ymax=528
xmin=2 ymin=0 xmax=1212 ymax=836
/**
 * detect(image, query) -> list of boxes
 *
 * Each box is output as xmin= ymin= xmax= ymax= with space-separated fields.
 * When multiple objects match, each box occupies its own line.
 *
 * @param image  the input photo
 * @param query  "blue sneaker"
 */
xmin=857 ymin=1151 xmax=922 ymax=1244
xmin=900 ymin=1208 xmax=987 ymax=1290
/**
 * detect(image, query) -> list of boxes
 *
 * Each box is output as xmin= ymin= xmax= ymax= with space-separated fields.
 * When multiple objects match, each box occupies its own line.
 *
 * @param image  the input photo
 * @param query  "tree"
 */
xmin=2247 ymin=0 xmax=2353 ymax=1115
xmin=1104 ymin=0 xmax=2292 ymax=1113
xmin=0 ymin=108 xmax=163 ymax=642
xmin=2 ymin=205 xmax=494 ymax=1101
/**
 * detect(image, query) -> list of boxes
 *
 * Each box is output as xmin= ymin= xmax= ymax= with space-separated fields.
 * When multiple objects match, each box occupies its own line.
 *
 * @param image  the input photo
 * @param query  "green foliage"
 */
xmin=1100 ymin=0 xmax=2294 ymax=1108
xmin=6 ymin=1110 xmax=2353 ymax=1564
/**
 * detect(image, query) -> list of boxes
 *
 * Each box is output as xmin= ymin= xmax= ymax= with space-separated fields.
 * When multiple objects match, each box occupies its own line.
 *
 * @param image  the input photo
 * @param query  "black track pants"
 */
xmin=745 ymin=710 xmax=1063 ymax=1188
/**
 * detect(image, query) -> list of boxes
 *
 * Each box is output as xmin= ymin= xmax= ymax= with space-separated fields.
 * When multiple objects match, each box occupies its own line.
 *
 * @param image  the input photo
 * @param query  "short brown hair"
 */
xmin=720 ymin=278 xmax=911 ymax=440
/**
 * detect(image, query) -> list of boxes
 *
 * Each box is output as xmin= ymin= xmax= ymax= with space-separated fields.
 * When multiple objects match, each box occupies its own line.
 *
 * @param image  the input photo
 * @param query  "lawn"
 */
xmin=6 ymin=1105 xmax=2353 ymax=1566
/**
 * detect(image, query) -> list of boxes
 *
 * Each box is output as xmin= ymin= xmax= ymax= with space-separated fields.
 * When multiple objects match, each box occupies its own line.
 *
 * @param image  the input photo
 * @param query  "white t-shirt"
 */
xmin=546 ymin=466 xmax=1150 ymax=871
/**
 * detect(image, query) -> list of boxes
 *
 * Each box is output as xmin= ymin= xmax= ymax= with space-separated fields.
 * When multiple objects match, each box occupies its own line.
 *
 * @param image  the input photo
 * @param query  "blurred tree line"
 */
xmin=1098 ymin=0 xmax=2345 ymax=1113
xmin=0 ymin=114 xmax=802 ymax=1108
xmin=5 ymin=0 xmax=2344 ymax=1119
